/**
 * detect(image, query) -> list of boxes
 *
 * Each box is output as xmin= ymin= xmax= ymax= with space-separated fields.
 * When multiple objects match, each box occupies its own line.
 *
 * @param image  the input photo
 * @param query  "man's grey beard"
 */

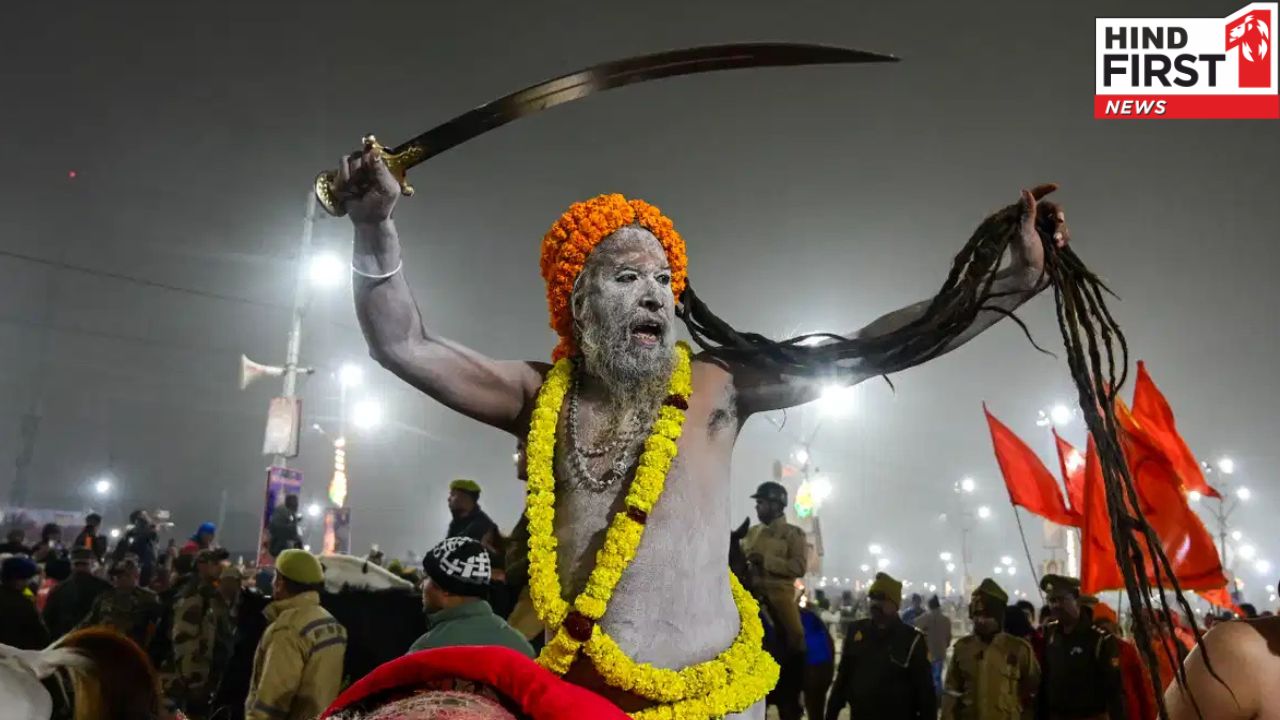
xmin=578 ymin=316 xmax=674 ymax=416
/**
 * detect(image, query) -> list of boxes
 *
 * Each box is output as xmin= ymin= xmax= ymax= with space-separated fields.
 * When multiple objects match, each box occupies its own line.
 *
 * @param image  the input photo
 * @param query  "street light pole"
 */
xmin=272 ymin=190 xmax=318 ymax=469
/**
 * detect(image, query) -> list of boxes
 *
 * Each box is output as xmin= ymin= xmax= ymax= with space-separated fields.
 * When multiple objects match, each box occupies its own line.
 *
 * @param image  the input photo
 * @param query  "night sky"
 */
xmin=2 ymin=1 xmax=1276 ymax=603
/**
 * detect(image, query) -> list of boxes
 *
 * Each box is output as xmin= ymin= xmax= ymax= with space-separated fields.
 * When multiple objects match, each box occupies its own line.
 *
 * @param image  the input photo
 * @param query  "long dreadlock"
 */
xmin=676 ymin=193 xmax=1208 ymax=719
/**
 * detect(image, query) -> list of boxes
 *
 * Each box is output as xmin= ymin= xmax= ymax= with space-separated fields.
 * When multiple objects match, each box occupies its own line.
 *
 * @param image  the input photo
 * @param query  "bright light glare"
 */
xmin=1232 ymin=531 xmax=1244 ymax=541
xmin=1218 ymin=457 xmax=1236 ymax=475
xmin=960 ymin=477 xmax=977 ymax=493
xmin=308 ymin=253 xmax=346 ymax=287
xmin=1188 ymin=490 xmax=1202 ymax=503
xmin=860 ymin=564 xmax=871 ymax=573
xmin=939 ymin=552 xmax=953 ymax=562
xmin=351 ymin=399 xmax=384 ymax=430
xmin=977 ymin=506 xmax=992 ymax=520
xmin=94 ymin=478 xmax=112 ymax=495
xmin=877 ymin=557 xmax=890 ymax=569
xmin=339 ymin=363 xmax=364 ymax=388
xmin=816 ymin=384 xmax=857 ymax=418
xmin=1051 ymin=404 xmax=1073 ymax=425
xmin=1008 ymin=566 xmax=1017 ymax=576
xmin=109 ymin=528 xmax=121 ymax=539
xmin=868 ymin=544 xmax=883 ymax=556
xmin=946 ymin=563 xmax=957 ymax=573
xmin=794 ymin=447 xmax=810 ymax=465
xmin=810 ymin=476 xmax=833 ymax=503
xmin=994 ymin=566 xmax=1004 ymax=574
xmin=1239 ymin=545 xmax=1257 ymax=561
xmin=1255 ymin=559 xmax=1272 ymax=575
xmin=1000 ymin=556 xmax=1014 ymax=566
xmin=306 ymin=502 xmax=322 ymax=518
xmin=1236 ymin=486 xmax=1252 ymax=501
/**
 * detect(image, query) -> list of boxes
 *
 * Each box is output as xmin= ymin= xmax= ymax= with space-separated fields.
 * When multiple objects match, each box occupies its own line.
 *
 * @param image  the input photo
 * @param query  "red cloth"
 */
xmin=1117 ymin=638 xmax=1158 ymax=720
xmin=984 ymin=406 xmax=1078 ymax=527
xmin=320 ymin=646 xmax=631 ymax=720
xmin=1131 ymin=361 xmax=1219 ymax=499
xmin=1052 ymin=429 xmax=1087 ymax=522
xmin=179 ymin=540 xmax=200 ymax=556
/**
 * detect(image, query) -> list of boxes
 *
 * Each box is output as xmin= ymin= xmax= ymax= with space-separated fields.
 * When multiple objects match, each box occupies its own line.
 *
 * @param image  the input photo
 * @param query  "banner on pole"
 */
xmin=256 ymin=466 xmax=303 ymax=567
xmin=263 ymin=397 xmax=301 ymax=458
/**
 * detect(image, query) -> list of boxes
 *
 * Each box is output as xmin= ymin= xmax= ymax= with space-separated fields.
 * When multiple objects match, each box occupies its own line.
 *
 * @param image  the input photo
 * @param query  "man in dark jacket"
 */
xmin=42 ymin=547 xmax=111 ymax=638
xmin=114 ymin=509 xmax=159 ymax=586
xmin=0 ymin=556 xmax=50 ymax=649
xmin=267 ymin=495 xmax=303 ymax=558
xmin=446 ymin=479 xmax=498 ymax=548
xmin=72 ymin=512 xmax=108 ymax=563
xmin=826 ymin=572 xmax=936 ymax=720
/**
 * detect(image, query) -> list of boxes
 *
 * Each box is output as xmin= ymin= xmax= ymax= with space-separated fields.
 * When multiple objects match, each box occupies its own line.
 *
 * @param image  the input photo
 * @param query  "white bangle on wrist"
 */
xmin=351 ymin=260 xmax=403 ymax=280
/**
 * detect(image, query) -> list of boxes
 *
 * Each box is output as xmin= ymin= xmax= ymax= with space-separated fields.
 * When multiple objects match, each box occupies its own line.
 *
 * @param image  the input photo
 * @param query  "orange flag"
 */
xmin=1052 ymin=429 xmax=1087 ymax=522
xmin=1116 ymin=400 xmax=1226 ymax=591
xmin=1080 ymin=434 xmax=1124 ymax=595
xmin=985 ymin=406 xmax=1078 ymax=528
xmin=1197 ymin=587 xmax=1243 ymax=616
xmin=1131 ymin=361 xmax=1220 ymax=499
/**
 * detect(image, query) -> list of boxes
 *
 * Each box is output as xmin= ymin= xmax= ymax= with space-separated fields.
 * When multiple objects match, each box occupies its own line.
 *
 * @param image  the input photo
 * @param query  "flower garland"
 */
xmin=539 ymin=194 xmax=688 ymax=361
xmin=523 ymin=341 xmax=778 ymax=718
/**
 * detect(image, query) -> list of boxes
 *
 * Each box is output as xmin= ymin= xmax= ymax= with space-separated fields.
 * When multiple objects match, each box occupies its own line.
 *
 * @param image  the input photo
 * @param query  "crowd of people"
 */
xmin=0 ymin=474 xmax=1269 ymax=720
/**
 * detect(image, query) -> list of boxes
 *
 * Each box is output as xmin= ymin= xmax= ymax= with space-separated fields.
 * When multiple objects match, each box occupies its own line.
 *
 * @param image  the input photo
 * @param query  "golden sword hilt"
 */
xmin=313 ymin=135 xmax=422 ymax=217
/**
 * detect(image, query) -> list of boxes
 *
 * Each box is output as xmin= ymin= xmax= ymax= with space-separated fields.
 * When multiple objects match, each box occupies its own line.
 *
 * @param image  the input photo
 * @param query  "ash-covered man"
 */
xmin=331 ymin=142 xmax=1068 ymax=718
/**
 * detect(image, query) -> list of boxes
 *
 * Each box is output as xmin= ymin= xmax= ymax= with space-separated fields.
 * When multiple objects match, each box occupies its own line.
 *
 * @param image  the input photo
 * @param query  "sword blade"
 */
xmin=391 ymin=42 xmax=896 ymax=161
xmin=317 ymin=42 xmax=896 ymax=215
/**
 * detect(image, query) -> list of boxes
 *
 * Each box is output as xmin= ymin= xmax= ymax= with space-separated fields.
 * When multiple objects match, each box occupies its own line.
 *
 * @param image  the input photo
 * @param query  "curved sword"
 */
xmin=315 ymin=42 xmax=897 ymax=216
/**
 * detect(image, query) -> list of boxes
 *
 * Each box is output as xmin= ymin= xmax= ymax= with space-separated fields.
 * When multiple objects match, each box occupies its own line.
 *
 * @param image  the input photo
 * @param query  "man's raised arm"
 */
xmin=735 ymin=186 xmax=1069 ymax=417
xmin=338 ymin=148 xmax=546 ymax=435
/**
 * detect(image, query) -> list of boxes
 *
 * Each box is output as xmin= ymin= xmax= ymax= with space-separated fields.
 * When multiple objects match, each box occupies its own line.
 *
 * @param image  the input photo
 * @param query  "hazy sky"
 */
xmin=2 ymin=1 xmax=1276 ymax=603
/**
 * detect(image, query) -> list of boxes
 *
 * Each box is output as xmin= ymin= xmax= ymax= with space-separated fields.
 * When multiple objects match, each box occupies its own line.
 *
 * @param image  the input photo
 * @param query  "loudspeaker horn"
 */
xmin=239 ymin=354 xmax=285 ymax=390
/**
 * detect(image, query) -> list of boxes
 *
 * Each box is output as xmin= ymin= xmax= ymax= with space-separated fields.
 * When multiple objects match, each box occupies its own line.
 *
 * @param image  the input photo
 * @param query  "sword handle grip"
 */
xmin=313 ymin=135 xmax=421 ymax=218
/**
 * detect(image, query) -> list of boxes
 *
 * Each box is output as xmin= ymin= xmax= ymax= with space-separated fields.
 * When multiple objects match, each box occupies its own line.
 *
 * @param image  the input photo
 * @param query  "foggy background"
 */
xmin=2 ymin=0 xmax=1276 ymax=603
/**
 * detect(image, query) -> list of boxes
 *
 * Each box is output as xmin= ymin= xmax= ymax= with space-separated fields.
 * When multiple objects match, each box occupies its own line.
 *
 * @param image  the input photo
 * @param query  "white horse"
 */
xmin=319 ymin=553 xmax=414 ymax=593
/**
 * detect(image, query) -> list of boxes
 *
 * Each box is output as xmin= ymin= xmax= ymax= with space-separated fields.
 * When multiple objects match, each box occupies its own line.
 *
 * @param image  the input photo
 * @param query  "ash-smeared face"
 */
xmin=572 ymin=225 xmax=677 ymax=394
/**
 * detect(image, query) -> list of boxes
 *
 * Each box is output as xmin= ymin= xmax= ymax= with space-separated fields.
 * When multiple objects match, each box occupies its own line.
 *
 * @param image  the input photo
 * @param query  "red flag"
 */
xmin=1196 ymin=587 xmax=1243 ymax=616
xmin=1116 ymin=400 xmax=1226 ymax=591
xmin=984 ymin=406 xmax=1077 ymax=527
xmin=1080 ymin=434 xmax=1124 ymax=595
xmin=1052 ymin=429 xmax=1087 ymax=522
xmin=1131 ymin=361 xmax=1220 ymax=499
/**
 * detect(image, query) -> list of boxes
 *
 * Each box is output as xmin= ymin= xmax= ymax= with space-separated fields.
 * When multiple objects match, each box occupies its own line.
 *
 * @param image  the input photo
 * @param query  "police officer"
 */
xmin=742 ymin=480 xmax=808 ymax=720
xmin=1038 ymin=575 xmax=1127 ymax=720
xmin=826 ymin=572 xmax=936 ymax=720
xmin=78 ymin=555 xmax=163 ymax=651
xmin=943 ymin=578 xmax=1040 ymax=720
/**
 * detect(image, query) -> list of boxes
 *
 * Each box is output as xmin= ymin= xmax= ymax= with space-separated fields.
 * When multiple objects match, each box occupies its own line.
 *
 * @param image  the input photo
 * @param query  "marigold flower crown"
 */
xmin=540 ymin=193 xmax=688 ymax=361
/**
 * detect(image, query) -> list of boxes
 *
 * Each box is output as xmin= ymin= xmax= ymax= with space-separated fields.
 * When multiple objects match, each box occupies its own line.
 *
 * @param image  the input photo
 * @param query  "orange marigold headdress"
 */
xmin=540 ymin=193 xmax=688 ymax=360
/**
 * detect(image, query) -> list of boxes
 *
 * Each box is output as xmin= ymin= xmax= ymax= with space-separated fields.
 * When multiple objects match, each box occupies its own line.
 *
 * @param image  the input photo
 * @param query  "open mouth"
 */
xmin=629 ymin=320 xmax=664 ymax=347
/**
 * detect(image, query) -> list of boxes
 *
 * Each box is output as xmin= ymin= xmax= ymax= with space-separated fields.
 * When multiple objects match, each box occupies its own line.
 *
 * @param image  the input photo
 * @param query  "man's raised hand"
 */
xmin=333 ymin=143 xmax=401 ymax=225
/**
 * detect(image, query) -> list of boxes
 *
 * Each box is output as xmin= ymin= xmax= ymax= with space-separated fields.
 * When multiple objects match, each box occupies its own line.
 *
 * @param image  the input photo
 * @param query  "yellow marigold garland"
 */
xmin=523 ymin=342 xmax=778 ymax=718
xmin=539 ymin=194 xmax=688 ymax=361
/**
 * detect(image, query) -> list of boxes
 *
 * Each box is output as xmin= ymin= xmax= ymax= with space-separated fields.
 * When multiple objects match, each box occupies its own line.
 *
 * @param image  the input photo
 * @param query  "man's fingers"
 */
xmin=336 ymin=153 xmax=357 ymax=190
xmin=1030 ymin=183 xmax=1058 ymax=200
xmin=1020 ymin=189 xmax=1037 ymax=221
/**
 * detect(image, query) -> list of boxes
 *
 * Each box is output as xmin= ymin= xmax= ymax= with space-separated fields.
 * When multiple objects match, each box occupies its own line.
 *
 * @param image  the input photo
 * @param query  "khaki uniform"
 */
xmin=78 ymin=586 xmax=162 ymax=650
xmin=742 ymin=516 xmax=807 ymax=654
xmin=942 ymin=632 xmax=1040 ymax=720
xmin=167 ymin=579 xmax=234 ymax=714
xmin=246 ymin=591 xmax=347 ymax=720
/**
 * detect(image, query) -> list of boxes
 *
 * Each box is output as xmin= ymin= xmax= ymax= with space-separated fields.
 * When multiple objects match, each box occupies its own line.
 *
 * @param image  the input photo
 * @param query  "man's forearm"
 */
xmin=352 ymin=220 xmax=428 ymax=369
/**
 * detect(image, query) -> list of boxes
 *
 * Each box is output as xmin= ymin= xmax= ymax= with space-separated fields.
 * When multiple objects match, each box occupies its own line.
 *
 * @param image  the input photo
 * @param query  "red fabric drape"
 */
xmin=984 ymin=406 xmax=1078 ymax=527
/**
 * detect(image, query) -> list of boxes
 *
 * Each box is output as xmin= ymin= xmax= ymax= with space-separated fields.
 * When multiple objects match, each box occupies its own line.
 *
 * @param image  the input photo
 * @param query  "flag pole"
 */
xmin=1012 ymin=506 xmax=1045 ymax=604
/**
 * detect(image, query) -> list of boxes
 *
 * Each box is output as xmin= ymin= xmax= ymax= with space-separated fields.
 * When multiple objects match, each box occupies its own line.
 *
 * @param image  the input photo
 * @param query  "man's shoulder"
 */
xmin=995 ymin=633 xmax=1035 ymax=654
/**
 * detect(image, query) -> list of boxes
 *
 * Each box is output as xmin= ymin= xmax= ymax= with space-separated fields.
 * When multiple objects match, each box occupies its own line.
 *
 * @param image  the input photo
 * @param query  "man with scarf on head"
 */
xmin=1037 ymin=575 xmax=1126 ymax=720
xmin=826 ymin=572 xmax=935 ymax=720
xmin=942 ymin=578 xmax=1039 ymax=720
xmin=333 ymin=136 xmax=1069 ymax=717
